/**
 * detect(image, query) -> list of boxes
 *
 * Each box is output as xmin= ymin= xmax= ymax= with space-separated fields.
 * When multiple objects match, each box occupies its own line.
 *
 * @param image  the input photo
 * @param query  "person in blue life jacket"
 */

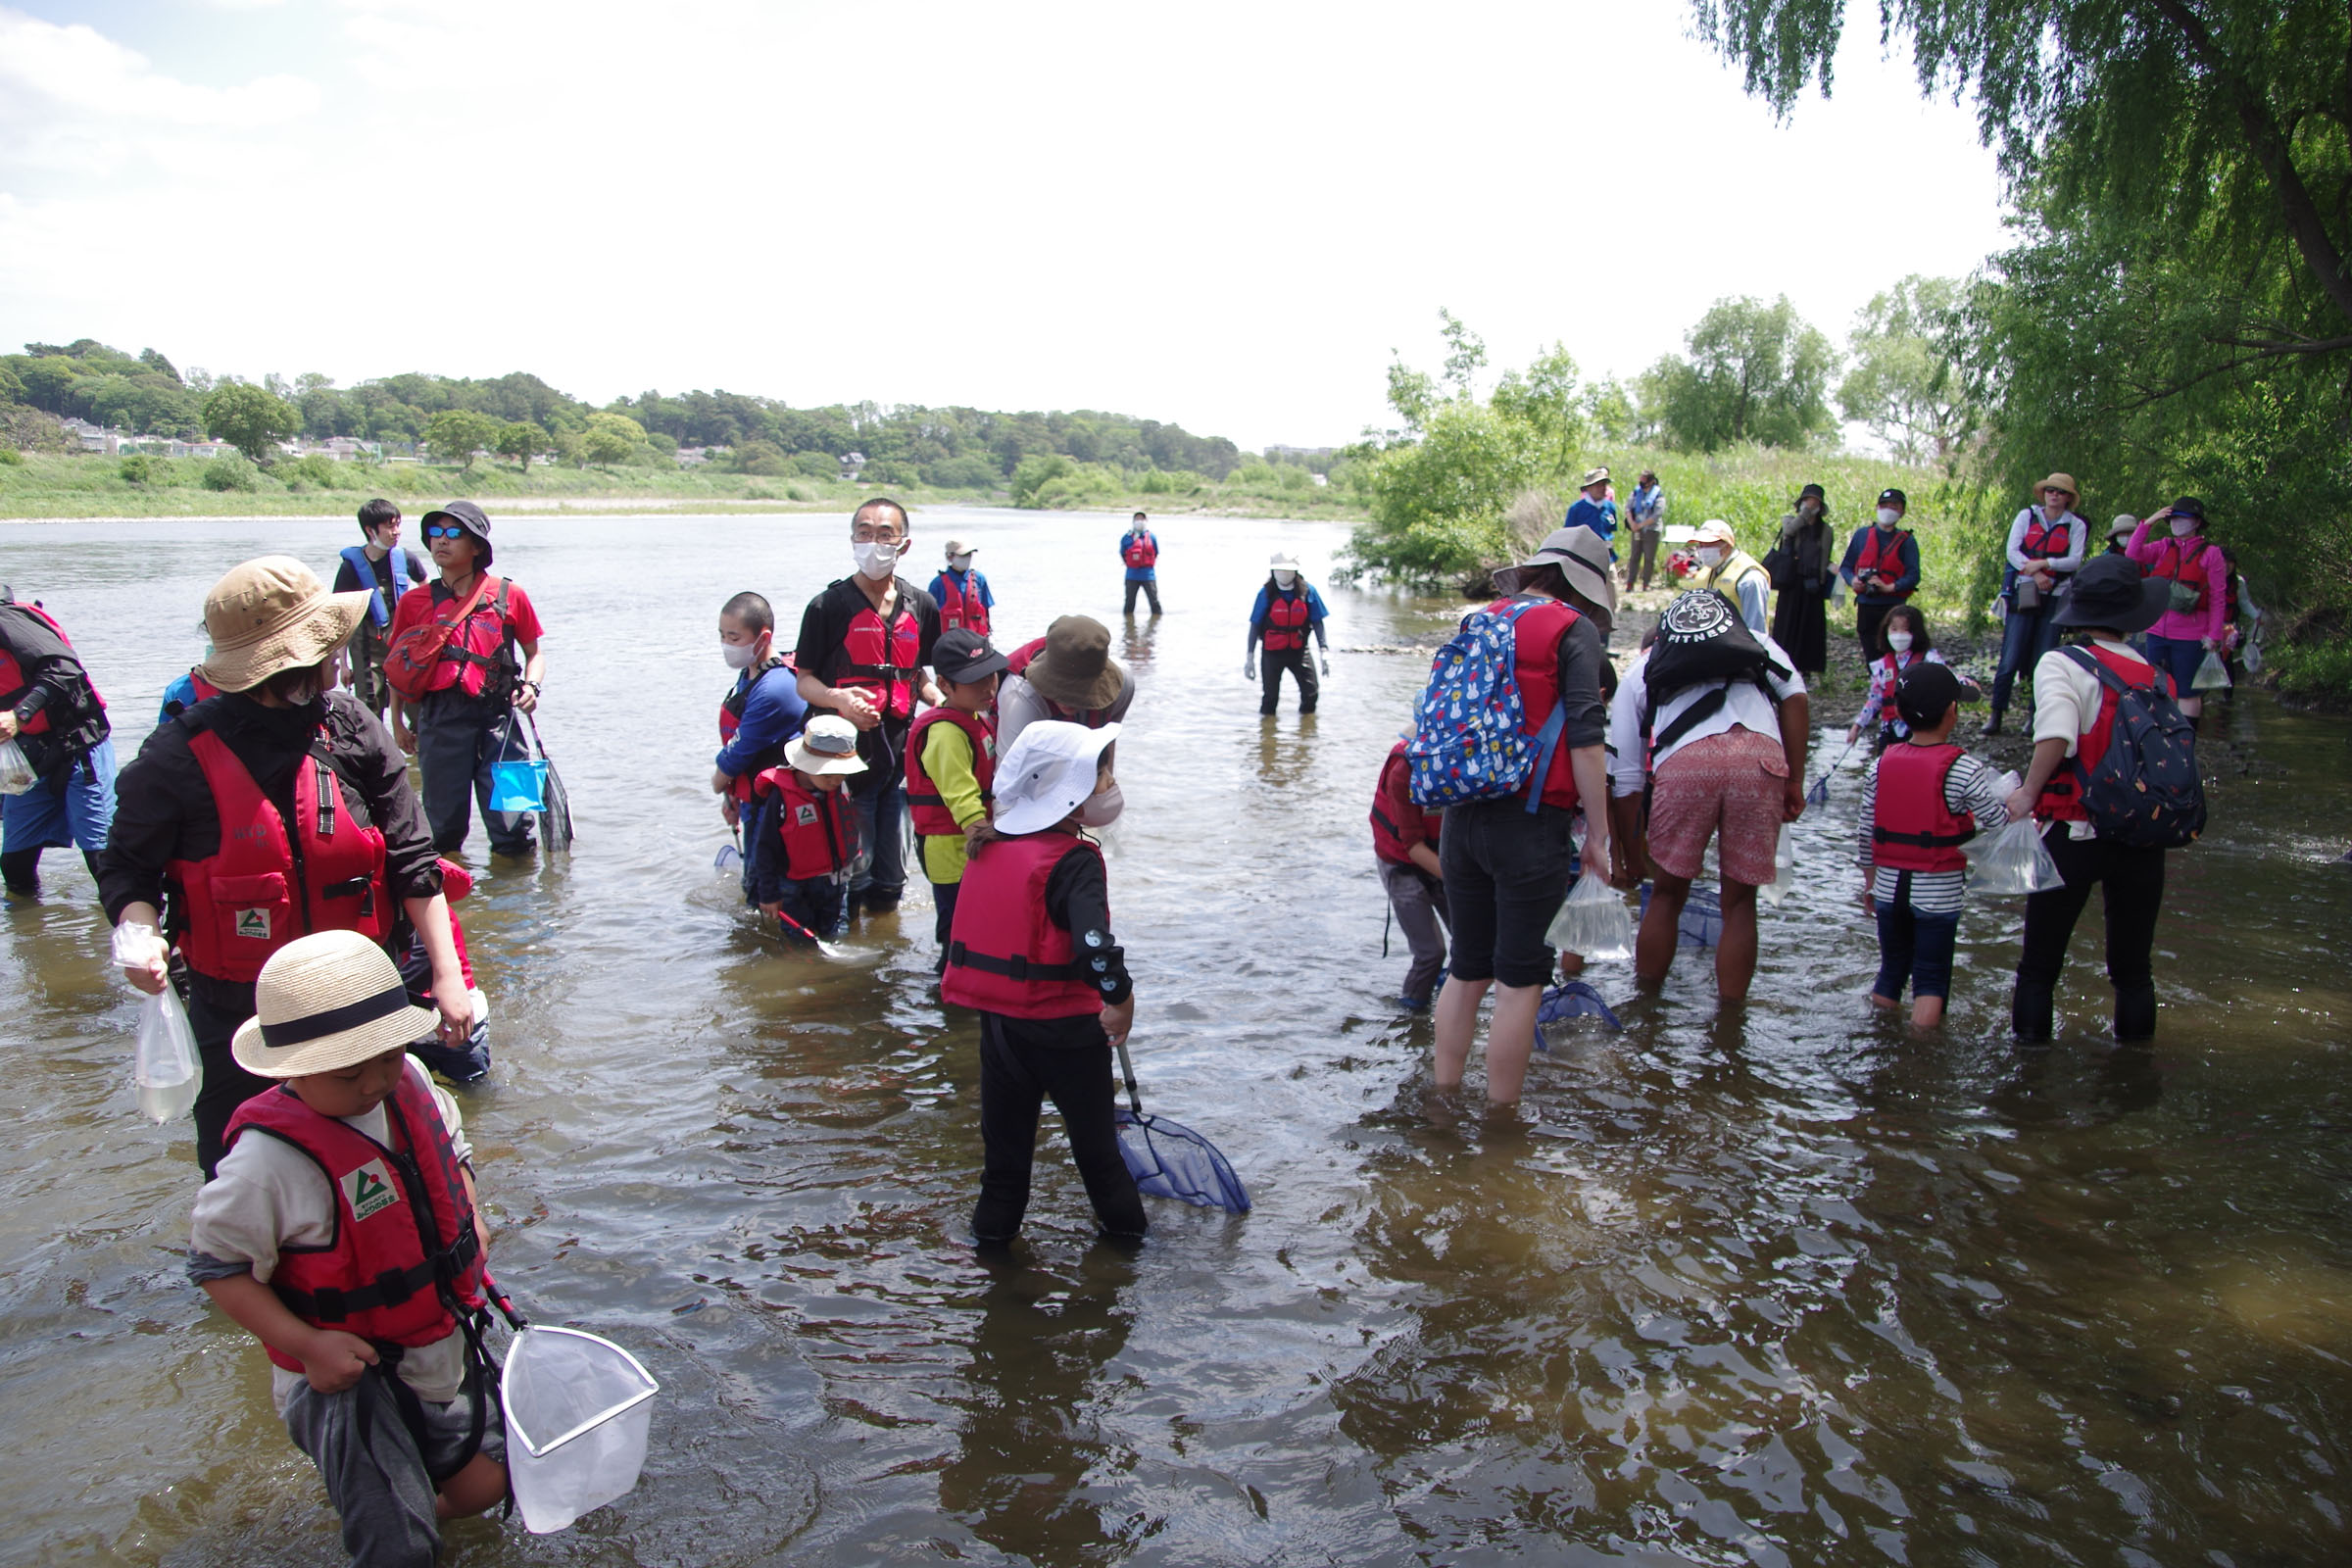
xmin=1564 ymin=466 xmax=1618 ymax=559
xmin=1246 ymin=553 xmax=1331 ymax=715
xmin=712 ymin=591 xmax=807 ymax=902
xmin=928 ymin=538 xmax=996 ymax=637
xmin=1119 ymin=513 xmax=1162 ymax=616
xmin=329 ymin=499 xmax=428 ymax=719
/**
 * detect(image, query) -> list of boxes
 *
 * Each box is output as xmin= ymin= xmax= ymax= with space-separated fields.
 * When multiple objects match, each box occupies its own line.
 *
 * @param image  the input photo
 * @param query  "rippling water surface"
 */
xmin=2 ymin=509 xmax=2348 ymax=1566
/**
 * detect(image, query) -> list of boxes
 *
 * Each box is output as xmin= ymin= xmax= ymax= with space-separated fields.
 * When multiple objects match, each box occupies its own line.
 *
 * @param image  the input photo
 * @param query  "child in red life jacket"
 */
xmin=188 ymin=930 xmax=507 ymax=1568
xmin=1370 ymin=735 xmax=1446 ymax=1009
xmin=942 ymin=720 xmax=1146 ymax=1244
xmin=1845 ymin=606 xmax=1982 ymax=753
xmin=1855 ymin=663 xmax=2005 ymax=1028
xmin=907 ymin=630 xmax=1006 ymax=971
xmin=748 ymin=712 xmax=866 ymax=944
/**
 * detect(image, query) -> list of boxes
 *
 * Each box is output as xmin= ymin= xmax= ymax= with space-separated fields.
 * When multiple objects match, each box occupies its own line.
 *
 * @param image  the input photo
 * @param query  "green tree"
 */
xmin=1642 ymin=295 xmax=1838 ymax=452
xmin=424 ymin=409 xmax=502 ymax=471
xmin=578 ymin=411 xmax=644 ymax=466
xmin=1838 ymin=274 xmax=1979 ymax=470
xmin=494 ymin=420 xmax=551 ymax=473
xmin=202 ymin=381 xmax=300 ymax=465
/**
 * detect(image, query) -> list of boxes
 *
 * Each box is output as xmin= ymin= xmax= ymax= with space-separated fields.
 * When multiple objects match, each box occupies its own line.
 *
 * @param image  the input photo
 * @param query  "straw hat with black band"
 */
xmin=195 ymin=557 xmax=371 ymax=694
xmin=1496 ymin=526 xmax=1619 ymax=634
xmin=231 ymin=929 xmax=440 ymax=1079
xmin=1023 ymin=614 xmax=1126 ymax=712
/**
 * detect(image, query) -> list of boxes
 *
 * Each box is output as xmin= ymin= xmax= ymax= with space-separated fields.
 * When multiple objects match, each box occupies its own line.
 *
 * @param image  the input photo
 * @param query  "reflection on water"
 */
xmin=1 ymin=508 xmax=2348 ymax=1565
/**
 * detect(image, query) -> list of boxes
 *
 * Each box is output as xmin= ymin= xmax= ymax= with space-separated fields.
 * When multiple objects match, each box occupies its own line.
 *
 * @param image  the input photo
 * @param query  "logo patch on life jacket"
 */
xmin=795 ymin=803 xmax=817 ymax=826
xmin=234 ymin=907 xmax=270 ymax=941
xmin=341 ymin=1159 xmax=400 ymax=1221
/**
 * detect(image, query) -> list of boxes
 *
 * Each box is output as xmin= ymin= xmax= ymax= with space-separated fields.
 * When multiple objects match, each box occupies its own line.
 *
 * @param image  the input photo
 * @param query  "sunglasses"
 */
xmin=424 ymin=524 xmax=470 ymax=540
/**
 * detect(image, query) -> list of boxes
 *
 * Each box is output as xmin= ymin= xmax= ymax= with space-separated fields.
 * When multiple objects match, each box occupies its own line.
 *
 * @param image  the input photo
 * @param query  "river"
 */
xmin=2 ymin=508 xmax=2348 ymax=1566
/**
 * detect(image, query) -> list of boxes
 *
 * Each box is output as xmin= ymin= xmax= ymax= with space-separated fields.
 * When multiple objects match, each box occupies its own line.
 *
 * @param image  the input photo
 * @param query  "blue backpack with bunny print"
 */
xmin=1405 ymin=599 xmax=1566 ymax=811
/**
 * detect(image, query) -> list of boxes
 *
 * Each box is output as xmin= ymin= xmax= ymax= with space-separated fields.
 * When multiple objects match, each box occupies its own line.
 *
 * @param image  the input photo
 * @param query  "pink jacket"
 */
xmin=2126 ymin=522 xmax=2228 ymax=644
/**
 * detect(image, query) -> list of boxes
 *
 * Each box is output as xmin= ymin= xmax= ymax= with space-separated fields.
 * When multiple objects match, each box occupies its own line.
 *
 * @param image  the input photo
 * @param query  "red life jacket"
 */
xmin=1370 ymin=741 xmax=1437 ymax=864
xmin=934 ymin=570 xmax=991 ymax=637
xmin=755 ymin=765 xmax=858 ymax=882
xmin=717 ymin=653 xmax=797 ymax=804
xmin=1874 ymin=650 xmax=1928 ymax=725
xmin=163 ymin=725 xmax=392 ymax=982
xmin=906 ymin=706 xmax=995 ymax=836
xmin=1260 ymin=587 xmax=1315 ymax=652
xmin=1871 ymin=742 xmax=1975 ymax=872
xmin=1854 ymin=527 xmax=1915 ymax=599
xmin=2148 ymin=535 xmax=2214 ymax=615
xmin=2035 ymin=645 xmax=2165 ymax=822
xmin=941 ymin=830 xmax=1108 ymax=1019
xmin=1003 ymin=637 xmax=1045 ymax=677
xmin=1482 ymin=595 xmax=1586 ymax=810
xmin=403 ymin=578 xmax=516 ymax=699
xmin=2019 ymin=513 xmax=2074 ymax=561
xmin=837 ymin=596 xmax=922 ymax=723
xmin=0 ymin=601 xmax=107 ymax=735
xmin=224 ymin=1061 xmax=485 ymax=1372
xmin=1121 ymin=531 xmax=1158 ymax=569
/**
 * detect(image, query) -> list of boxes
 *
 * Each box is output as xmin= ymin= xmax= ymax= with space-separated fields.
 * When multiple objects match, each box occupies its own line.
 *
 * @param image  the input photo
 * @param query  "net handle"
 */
xmin=1112 ymin=1036 xmax=1144 ymax=1117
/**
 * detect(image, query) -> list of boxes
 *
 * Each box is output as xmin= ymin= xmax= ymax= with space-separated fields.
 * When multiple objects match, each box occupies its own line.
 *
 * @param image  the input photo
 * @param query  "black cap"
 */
xmin=2171 ymin=495 xmax=2206 ymax=520
xmin=420 ymin=500 xmax=493 ymax=567
xmin=1797 ymin=483 xmax=1827 ymax=503
xmin=933 ymin=628 xmax=1007 ymax=685
xmin=1894 ymin=662 xmax=1966 ymax=729
xmin=1878 ymin=488 xmax=1908 ymax=509
xmin=2053 ymin=553 xmax=2169 ymax=634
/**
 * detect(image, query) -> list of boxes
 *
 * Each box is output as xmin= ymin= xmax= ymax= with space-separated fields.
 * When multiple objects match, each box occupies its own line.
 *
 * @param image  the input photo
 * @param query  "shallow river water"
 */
xmin=2 ymin=508 xmax=2349 ymax=1567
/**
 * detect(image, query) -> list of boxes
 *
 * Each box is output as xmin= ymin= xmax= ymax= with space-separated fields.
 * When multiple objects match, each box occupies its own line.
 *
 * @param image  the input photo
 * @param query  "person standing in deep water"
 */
xmin=1245 ymin=553 xmax=1330 ymax=715
xmin=1119 ymin=513 xmax=1162 ymax=616
xmin=795 ymin=497 xmax=943 ymax=918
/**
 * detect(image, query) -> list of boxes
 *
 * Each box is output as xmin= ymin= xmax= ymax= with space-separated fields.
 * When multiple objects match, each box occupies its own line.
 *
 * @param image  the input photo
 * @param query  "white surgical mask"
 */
xmin=949 ymin=553 xmax=973 ymax=572
xmin=1696 ymin=546 xmax=1725 ymax=567
xmin=854 ymin=540 xmax=899 ymax=580
xmin=2169 ymin=516 xmax=2195 ymax=537
xmin=1876 ymin=508 xmax=1901 ymax=527
xmin=1888 ymin=631 xmax=1914 ymax=653
xmin=1076 ymin=785 xmax=1124 ymax=827
xmin=1273 ymin=569 xmax=1298 ymax=588
xmin=722 ymin=639 xmax=763 ymax=669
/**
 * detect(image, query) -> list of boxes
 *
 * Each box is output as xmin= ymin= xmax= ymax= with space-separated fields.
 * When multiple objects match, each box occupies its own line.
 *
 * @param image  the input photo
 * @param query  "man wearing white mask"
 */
xmin=1690 ymin=518 xmax=1771 ymax=634
xmin=1246 ymin=553 xmax=1331 ymax=715
xmin=796 ymin=498 xmax=944 ymax=917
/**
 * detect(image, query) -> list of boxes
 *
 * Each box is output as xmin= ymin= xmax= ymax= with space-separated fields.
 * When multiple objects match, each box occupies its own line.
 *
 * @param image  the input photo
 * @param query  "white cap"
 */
xmin=992 ymin=720 xmax=1122 ymax=835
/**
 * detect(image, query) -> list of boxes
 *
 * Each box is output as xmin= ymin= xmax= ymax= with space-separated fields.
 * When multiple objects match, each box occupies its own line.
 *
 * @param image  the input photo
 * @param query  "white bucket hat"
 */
xmin=786 ymin=713 xmax=867 ymax=776
xmin=991 ymin=720 xmax=1121 ymax=835
xmin=230 ymin=929 xmax=438 ymax=1079
xmin=1268 ymin=552 xmax=1301 ymax=572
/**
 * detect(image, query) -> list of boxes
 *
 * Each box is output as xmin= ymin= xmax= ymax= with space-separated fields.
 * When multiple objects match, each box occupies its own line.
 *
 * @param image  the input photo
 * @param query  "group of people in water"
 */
xmin=0 ymin=474 xmax=2232 ymax=1567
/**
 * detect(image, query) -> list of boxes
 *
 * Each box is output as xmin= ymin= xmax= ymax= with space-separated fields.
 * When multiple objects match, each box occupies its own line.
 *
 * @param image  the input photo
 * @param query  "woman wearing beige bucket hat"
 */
xmin=100 ymin=556 xmax=472 ymax=1177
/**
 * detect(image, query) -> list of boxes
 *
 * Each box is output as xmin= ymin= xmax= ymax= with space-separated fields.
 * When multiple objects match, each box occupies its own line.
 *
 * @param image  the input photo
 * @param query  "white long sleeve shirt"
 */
xmin=2004 ymin=507 xmax=2088 ymax=577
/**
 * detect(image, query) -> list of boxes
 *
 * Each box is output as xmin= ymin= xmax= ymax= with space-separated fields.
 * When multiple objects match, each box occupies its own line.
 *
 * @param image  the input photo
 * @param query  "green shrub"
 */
xmin=793 ymin=451 xmax=836 ymax=479
xmin=119 ymin=454 xmax=157 ymax=486
xmin=201 ymin=454 xmax=261 ymax=492
xmin=2268 ymin=622 xmax=2352 ymax=706
xmin=1010 ymin=454 xmax=1075 ymax=507
xmin=276 ymin=454 xmax=341 ymax=489
xmin=786 ymin=482 xmax=817 ymax=503
xmin=734 ymin=440 xmax=789 ymax=476
xmin=0 ymin=446 xmax=22 ymax=466
xmin=923 ymin=455 xmax=1000 ymax=489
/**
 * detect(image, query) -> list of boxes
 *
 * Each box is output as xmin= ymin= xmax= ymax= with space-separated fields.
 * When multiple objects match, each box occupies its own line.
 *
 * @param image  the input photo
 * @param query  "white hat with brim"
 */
xmin=230 ymin=929 xmax=439 ymax=1079
xmin=786 ymin=713 xmax=867 ymax=776
xmin=196 ymin=556 xmax=370 ymax=693
xmin=944 ymin=539 xmax=978 ymax=557
xmin=1497 ymin=526 xmax=1619 ymax=631
xmin=1268 ymin=552 xmax=1301 ymax=572
xmin=991 ymin=720 xmax=1121 ymax=836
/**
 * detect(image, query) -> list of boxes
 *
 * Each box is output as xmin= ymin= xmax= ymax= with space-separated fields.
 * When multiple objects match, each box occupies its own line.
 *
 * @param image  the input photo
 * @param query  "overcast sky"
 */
xmin=0 ymin=0 xmax=2012 ymax=450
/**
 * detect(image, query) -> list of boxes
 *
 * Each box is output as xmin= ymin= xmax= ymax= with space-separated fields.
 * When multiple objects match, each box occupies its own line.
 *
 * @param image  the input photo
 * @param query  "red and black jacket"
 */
xmin=0 ymin=599 xmax=108 ymax=745
xmin=1855 ymin=528 xmax=1916 ymax=600
xmin=2019 ymin=514 xmax=2074 ymax=562
xmin=1121 ymin=532 xmax=1158 ymax=569
xmin=1370 ymin=741 xmax=1439 ymax=865
xmin=754 ymin=765 xmax=859 ymax=883
xmin=837 ymin=599 xmax=923 ymax=725
xmin=1874 ymin=650 xmax=1927 ymax=726
xmin=1871 ymin=742 xmax=1975 ymax=872
xmin=2147 ymin=536 xmax=2214 ymax=614
xmin=906 ymin=706 xmax=995 ymax=837
xmin=224 ymin=1059 xmax=485 ymax=1372
xmin=1260 ymin=589 xmax=1315 ymax=652
xmin=2035 ymin=646 xmax=2167 ymax=823
xmin=934 ymin=571 xmax=991 ymax=637
xmin=717 ymin=653 xmax=797 ymax=805
xmin=941 ymin=831 xmax=1111 ymax=1019
xmin=1482 ymin=595 xmax=1586 ymax=811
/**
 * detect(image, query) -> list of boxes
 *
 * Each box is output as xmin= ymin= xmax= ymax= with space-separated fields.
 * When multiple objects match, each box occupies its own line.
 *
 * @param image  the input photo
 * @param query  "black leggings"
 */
xmin=2012 ymin=825 xmax=2167 ymax=1041
xmin=188 ymin=981 xmax=270 ymax=1178
xmin=973 ymin=1014 xmax=1147 ymax=1242
xmin=1258 ymin=647 xmax=1318 ymax=713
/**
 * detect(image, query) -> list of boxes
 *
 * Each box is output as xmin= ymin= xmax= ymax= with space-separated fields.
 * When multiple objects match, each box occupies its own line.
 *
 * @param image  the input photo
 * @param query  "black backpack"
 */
xmin=1641 ymin=590 xmax=1789 ymax=754
xmin=2059 ymin=647 xmax=2205 ymax=848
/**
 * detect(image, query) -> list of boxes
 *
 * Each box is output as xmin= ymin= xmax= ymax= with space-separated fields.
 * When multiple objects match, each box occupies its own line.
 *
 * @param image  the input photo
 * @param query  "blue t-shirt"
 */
xmin=714 ymin=662 xmax=808 ymax=778
xmin=927 ymin=567 xmax=996 ymax=614
xmin=1121 ymin=531 xmax=1160 ymax=581
xmin=1565 ymin=496 xmax=1618 ymax=543
xmin=1247 ymin=583 xmax=1330 ymax=642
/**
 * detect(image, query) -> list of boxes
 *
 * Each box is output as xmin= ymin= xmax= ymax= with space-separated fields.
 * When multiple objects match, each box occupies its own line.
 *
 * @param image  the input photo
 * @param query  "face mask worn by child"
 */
xmin=1876 ymin=508 xmax=1901 ymax=527
xmin=1273 ymin=570 xmax=1298 ymax=589
xmin=854 ymin=540 xmax=899 ymax=580
xmin=1888 ymin=631 xmax=1914 ymax=654
xmin=2169 ymin=516 xmax=2196 ymax=537
xmin=1076 ymin=786 xmax=1124 ymax=828
xmin=722 ymin=639 xmax=763 ymax=669
xmin=950 ymin=554 xmax=973 ymax=572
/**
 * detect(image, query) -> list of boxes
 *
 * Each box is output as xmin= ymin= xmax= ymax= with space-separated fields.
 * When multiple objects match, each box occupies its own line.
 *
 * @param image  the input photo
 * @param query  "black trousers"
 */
xmin=2012 ymin=825 xmax=2167 ymax=1041
xmin=415 ymin=690 xmax=534 ymax=856
xmin=1855 ymin=601 xmax=1895 ymax=667
xmin=1122 ymin=576 xmax=1161 ymax=614
xmin=188 ymin=980 xmax=269 ymax=1178
xmin=973 ymin=1014 xmax=1147 ymax=1242
xmin=1259 ymin=647 xmax=1318 ymax=714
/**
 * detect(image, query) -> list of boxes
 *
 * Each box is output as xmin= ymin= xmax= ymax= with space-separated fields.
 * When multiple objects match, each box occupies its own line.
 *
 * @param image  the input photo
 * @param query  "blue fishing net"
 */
xmin=1114 ymin=1106 xmax=1251 ymax=1213
xmin=1638 ymin=883 xmax=1723 ymax=948
xmin=1535 ymin=980 xmax=1624 ymax=1051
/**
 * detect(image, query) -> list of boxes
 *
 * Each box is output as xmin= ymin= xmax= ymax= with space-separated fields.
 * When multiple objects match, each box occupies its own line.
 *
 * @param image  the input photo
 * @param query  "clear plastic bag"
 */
xmin=2191 ymin=650 xmax=2231 ymax=692
xmin=1963 ymin=816 xmax=2066 ymax=897
xmin=0 ymin=738 xmax=33 ymax=795
xmin=1757 ymin=825 xmax=1796 ymax=908
xmin=135 ymin=986 xmax=200 ymax=1124
xmin=1545 ymin=874 xmax=1633 ymax=964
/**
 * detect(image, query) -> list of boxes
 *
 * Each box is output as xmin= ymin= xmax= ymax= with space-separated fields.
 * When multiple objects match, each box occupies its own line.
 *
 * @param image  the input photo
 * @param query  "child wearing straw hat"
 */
xmin=942 ymin=720 xmax=1146 ymax=1243
xmin=188 ymin=929 xmax=507 ymax=1566
xmin=748 ymin=712 xmax=867 ymax=945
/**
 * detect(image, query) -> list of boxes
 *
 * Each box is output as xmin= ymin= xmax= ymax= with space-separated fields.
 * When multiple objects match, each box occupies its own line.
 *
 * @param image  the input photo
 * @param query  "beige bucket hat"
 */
xmin=231 ymin=929 xmax=438 ymax=1079
xmin=195 ymin=556 xmax=370 ymax=693
xmin=1500 ymin=526 xmax=1619 ymax=631
xmin=786 ymin=713 xmax=867 ymax=776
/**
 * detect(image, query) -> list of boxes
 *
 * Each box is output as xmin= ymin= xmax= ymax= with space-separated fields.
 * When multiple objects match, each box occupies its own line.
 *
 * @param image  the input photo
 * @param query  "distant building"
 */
xmin=839 ymin=451 xmax=865 ymax=482
xmin=58 ymin=416 xmax=123 ymax=456
xmin=676 ymin=445 xmax=730 ymax=466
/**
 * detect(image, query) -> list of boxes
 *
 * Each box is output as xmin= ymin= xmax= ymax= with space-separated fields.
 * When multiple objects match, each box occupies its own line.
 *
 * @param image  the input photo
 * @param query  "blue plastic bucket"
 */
xmin=489 ymin=758 xmax=549 ymax=813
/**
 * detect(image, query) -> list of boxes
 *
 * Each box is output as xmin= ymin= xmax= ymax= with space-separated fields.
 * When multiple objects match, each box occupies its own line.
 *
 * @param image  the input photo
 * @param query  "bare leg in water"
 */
xmin=1433 ymin=974 xmax=1545 ymax=1104
xmin=1639 ymin=873 xmax=1763 ymax=1002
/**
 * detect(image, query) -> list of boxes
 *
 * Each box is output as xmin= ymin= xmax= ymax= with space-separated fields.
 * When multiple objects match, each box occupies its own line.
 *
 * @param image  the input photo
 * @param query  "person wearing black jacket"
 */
xmin=0 ymin=586 xmax=117 ymax=897
xmin=101 ymin=558 xmax=470 ymax=1177
xmin=1767 ymin=484 xmax=1838 ymax=679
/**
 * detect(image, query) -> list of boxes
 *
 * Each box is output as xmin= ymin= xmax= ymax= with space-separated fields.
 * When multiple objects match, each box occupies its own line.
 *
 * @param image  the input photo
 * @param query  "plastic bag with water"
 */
xmin=1757 ymin=825 xmax=1796 ymax=908
xmin=502 ymin=1326 xmax=660 ymax=1534
xmin=0 ymin=738 xmax=33 ymax=795
xmin=135 ymin=987 xmax=199 ymax=1124
xmin=1545 ymin=874 xmax=1633 ymax=963
xmin=1963 ymin=816 xmax=2066 ymax=897
xmin=2191 ymin=650 xmax=2231 ymax=692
